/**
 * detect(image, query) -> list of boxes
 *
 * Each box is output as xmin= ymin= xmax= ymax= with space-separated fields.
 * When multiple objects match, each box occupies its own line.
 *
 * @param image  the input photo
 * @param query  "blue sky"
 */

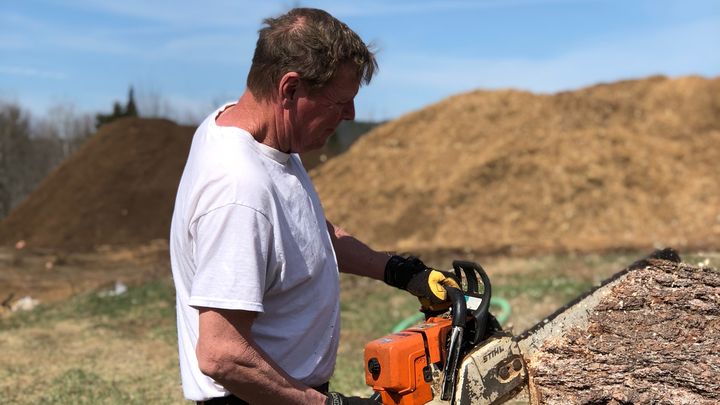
xmin=1 ymin=0 xmax=719 ymax=123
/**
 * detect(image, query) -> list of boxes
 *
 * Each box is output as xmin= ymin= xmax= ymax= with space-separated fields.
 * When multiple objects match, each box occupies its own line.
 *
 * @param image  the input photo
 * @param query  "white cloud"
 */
xmin=1 ymin=3 xmax=258 ymax=63
xmin=0 ymin=12 xmax=47 ymax=50
xmin=150 ymin=34 xmax=256 ymax=65
xmin=313 ymin=0 xmax=599 ymax=18
xmin=359 ymin=15 xmax=720 ymax=119
xmin=0 ymin=65 xmax=67 ymax=80
xmin=37 ymin=0 xmax=599 ymax=28
xmin=0 ymin=11 xmax=137 ymax=55
xmin=43 ymin=0 xmax=285 ymax=29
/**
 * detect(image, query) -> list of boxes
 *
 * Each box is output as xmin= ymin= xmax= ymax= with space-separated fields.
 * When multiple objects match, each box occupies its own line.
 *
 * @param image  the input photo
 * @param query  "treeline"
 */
xmin=0 ymin=88 xmax=149 ymax=218
xmin=0 ymin=102 xmax=94 ymax=218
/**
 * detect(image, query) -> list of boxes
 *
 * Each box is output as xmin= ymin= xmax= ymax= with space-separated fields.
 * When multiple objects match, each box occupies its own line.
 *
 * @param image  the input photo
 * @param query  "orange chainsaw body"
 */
xmin=364 ymin=317 xmax=452 ymax=405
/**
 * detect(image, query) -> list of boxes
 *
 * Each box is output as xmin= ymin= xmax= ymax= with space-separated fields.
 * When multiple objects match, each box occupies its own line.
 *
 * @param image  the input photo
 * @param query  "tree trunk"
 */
xmin=527 ymin=260 xmax=720 ymax=404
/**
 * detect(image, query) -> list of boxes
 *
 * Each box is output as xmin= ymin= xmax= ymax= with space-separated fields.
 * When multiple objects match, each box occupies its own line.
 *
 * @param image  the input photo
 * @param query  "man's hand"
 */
xmin=326 ymin=392 xmax=379 ymax=404
xmin=384 ymin=255 xmax=460 ymax=311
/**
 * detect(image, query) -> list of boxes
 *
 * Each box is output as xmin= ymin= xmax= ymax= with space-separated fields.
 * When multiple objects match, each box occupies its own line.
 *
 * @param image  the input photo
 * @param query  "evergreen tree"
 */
xmin=96 ymin=86 xmax=139 ymax=127
xmin=112 ymin=102 xmax=123 ymax=117
xmin=125 ymin=87 xmax=138 ymax=117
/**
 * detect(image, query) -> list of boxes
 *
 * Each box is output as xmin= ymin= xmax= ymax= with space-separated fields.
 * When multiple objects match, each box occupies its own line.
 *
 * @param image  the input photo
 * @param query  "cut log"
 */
xmin=527 ymin=259 xmax=720 ymax=404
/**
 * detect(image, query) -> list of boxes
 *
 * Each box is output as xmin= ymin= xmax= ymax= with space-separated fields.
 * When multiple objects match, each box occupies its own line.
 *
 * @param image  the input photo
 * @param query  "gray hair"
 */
xmin=246 ymin=8 xmax=378 ymax=101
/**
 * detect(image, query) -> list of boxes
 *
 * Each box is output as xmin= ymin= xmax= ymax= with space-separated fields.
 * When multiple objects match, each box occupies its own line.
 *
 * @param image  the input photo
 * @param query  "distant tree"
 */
xmin=96 ymin=86 xmax=139 ymax=127
xmin=0 ymin=102 xmax=32 ymax=217
xmin=135 ymin=84 xmax=173 ymax=119
xmin=112 ymin=101 xmax=123 ymax=117
xmin=125 ymin=87 xmax=138 ymax=117
xmin=0 ymin=100 xmax=96 ymax=219
xmin=34 ymin=103 xmax=94 ymax=163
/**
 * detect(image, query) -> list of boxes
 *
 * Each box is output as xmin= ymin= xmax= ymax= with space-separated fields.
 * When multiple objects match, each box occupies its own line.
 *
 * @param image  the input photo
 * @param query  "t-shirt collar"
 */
xmin=253 ymin=139 xmax=291 ymax=164
xmin=213 ymin=102 xmax=291 ymax=164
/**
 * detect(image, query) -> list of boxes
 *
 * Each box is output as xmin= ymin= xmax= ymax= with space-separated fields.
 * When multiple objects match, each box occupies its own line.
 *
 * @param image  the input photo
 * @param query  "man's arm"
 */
xmin=196 ymin=307 xmax=327 ymax=405
xmin=326 ymin=220 xmax=461 ymax=312
xmin=326 ymin=220 xmax=389 ymax=280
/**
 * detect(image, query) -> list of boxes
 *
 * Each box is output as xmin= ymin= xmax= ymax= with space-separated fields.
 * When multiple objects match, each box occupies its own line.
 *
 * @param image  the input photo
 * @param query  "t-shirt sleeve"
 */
xmin=188 ymin=203 xmax=273 ymax=312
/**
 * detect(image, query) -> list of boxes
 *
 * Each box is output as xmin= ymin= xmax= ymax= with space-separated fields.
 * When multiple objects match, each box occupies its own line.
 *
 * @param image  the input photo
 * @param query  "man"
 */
xmin=170 ymin=8 xmax=458 ymax=405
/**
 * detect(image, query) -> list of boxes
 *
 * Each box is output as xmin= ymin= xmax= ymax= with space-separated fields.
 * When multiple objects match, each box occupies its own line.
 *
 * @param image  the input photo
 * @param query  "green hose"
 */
xmin=391 ymin=312 xmax=426 ymax=333
xmin=391 ymin=297 xmax=512 ymax=333
xmin=491 ymin=297 xmax=511 ymax=325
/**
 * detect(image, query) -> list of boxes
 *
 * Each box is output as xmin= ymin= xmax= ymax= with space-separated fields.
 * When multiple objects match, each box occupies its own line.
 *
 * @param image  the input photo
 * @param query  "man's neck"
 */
xmin=215 ymin=92 xmax=289 ymax=152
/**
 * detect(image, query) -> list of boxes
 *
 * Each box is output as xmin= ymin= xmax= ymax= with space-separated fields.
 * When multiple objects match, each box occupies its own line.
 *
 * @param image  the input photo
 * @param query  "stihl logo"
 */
xmin=483 ymin=346 xmax=504 ymax=363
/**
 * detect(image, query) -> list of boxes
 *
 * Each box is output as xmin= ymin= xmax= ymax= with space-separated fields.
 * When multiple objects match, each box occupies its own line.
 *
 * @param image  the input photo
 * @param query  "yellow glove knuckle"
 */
xmin=427 ymin=270 xmax=457 ymax=300
xmin=443 ymin=277 xmax=460 ymax=289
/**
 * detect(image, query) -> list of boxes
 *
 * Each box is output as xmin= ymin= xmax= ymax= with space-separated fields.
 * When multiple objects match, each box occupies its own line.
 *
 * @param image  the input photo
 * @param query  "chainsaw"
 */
xmin=363 ymin=249 xmax=681 ymax=404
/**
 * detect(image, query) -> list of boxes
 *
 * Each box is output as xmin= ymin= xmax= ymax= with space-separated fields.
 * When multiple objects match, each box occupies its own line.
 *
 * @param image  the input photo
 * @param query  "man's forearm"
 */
xmin=197 ymin=309 xmax=327 ymax=405
xmin=326 ymin=220 xmax=389 ymax=280
xmin=208 ymin=343 xmax=325 ymax=405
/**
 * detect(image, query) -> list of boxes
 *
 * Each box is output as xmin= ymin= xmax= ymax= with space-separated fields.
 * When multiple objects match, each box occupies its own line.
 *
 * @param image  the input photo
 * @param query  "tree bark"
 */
xmin=527 ymin=259 xmax=720 ymax=404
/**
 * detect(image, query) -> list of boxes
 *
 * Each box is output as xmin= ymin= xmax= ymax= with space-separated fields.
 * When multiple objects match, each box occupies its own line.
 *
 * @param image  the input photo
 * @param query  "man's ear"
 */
xmin=278 ymin=72 xmax=301 ymax=108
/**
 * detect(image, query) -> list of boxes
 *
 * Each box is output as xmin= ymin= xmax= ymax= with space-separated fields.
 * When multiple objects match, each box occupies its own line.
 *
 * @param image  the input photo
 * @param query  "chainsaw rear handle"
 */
xmin=452 ymin=260 xmax=492 ymax=345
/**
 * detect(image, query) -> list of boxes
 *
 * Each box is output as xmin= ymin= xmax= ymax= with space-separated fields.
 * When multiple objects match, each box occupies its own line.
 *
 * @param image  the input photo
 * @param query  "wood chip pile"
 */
xmin=313 ymin=75 xmax=720 ymax=254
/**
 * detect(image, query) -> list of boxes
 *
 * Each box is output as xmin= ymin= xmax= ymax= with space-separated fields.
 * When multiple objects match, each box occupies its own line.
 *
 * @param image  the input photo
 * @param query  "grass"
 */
xmin=40 ymin=369 xmax=136 ymax=404
xmin=1 ymin=250 xmax=717 ymax=403
xmin=1 ymin=279 xmax=174 ymax=328
xmin=495 ymin=274 xmax=593 ymax=300
xmin=0 ymin=280 xmax=184 ymax=405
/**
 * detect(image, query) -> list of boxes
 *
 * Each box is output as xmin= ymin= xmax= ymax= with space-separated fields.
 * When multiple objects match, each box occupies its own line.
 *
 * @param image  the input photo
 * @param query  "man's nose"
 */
xmin=342 ymin=100 xmax=355 ymax=121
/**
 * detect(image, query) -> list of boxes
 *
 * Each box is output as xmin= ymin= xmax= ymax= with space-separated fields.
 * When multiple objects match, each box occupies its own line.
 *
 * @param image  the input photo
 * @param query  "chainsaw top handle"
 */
xmin=444 ymin=285 xmax=467 ymax=328
xmin=440 ymin=284 xmax=467 ymax=401
xmin=452 ymin=260 xmax=492 ymax=345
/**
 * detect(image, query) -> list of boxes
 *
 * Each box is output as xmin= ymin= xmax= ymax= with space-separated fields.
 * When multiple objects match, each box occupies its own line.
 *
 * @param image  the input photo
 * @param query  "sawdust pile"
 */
xmin=527 ymin=259 xmax=720 ymax=404
xmin=312 ymin=75 xmax=720 ymax=254
xmin=0 ymin=118 xmax=194 ymax=250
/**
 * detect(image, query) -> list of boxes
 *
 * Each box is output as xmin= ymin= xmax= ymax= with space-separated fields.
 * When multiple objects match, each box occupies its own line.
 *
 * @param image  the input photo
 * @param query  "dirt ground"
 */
xmin=2 ymin=241 xmax=719 ymax=404
xmin=3 ymin=242 xmax=718 ymax=330
xmin=0 ymin=240 xmax=170 ymax=312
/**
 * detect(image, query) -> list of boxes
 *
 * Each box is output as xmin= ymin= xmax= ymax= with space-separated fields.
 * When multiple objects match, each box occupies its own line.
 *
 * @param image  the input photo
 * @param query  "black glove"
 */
xmin=326 ymin=391 xmax=379 ymax=404
xmin=384 ymin=255 xmax=461 ymax=311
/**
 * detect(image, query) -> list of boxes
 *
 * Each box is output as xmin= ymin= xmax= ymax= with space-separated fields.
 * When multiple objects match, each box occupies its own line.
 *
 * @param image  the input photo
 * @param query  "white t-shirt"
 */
xmin=169 ymin=104 xmax=341 ymax=401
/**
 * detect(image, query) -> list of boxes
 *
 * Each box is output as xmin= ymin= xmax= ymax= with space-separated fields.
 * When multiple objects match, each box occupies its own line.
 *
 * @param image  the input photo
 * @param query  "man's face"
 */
xmin=289 ymin=64 xmax=359 ymax=153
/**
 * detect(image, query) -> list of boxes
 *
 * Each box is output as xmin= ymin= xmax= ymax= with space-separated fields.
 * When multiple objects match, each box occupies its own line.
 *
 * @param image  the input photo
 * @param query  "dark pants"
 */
xmin=197 ymin=382 xmax=329 ymax=405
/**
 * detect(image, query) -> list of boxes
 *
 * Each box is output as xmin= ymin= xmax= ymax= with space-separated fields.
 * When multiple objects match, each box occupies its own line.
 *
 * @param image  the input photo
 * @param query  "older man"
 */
xmin=170 ymin=8 xmax=457 ymax=405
